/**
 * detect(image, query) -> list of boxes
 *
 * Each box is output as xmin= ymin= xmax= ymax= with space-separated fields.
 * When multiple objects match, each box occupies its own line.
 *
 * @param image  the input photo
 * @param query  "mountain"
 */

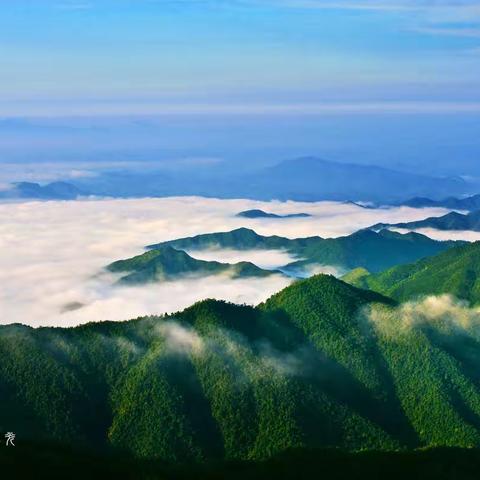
xmin=0 ymin=181 xmax=87 ymax=200
xmin=371 ymin=210 xmax=480 ymax=232
xmin=343 ymin=241 xmax=480 ymax=305
xmin=149 ymin=227 xmax=461 ymax=274
xmin=234 ymin=157 xmax=468 ymax=203
xmin=4 ymin=274 xmax=480 ymax=464
xmin=67 ymin=157 xmax=470 ymax=203
xmin=107 ymin=245 xmax=276 ymax=284
xmin=399 ymin=194 xmax=480 ymax=211
xmin=236 ymin=209 xmax=311 ymax=219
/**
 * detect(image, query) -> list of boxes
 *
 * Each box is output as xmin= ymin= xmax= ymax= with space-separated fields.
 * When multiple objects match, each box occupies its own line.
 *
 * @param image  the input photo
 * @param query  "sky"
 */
xmin=0 ymin=0 xmax=480 ymax=176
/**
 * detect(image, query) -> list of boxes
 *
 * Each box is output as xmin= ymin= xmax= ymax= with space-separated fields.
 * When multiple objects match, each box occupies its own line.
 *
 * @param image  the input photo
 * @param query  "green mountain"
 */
xmin=148 ymin=227 xmax=461 ymax=274
xmin=371 ymin=210 xmax=480 ymax=232
xmin=4 ymin=274 xmax=480 ymax=464
xmin=107 ymin=245 xmax=275 ymax=284
xmin=343 ymin=241 xmax=480 ymax=305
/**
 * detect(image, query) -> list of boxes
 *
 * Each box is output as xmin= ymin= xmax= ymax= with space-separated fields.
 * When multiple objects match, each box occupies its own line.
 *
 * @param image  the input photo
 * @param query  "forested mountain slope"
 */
xmin=343 ymin=241 xmax=480 ymax=305
xmin=3 ymin=275 xmax=480 ymax=463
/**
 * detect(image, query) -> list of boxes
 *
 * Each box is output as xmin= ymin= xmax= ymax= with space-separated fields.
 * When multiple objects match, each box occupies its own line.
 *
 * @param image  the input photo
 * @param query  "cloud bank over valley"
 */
xmin=0 ymin=196 xmax=456 ymax=327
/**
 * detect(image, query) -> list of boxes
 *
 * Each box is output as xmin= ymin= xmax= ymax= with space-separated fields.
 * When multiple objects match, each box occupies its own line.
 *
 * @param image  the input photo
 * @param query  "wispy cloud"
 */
xmin=2 ymin=101 xmax=480 ymax=117
xmin=414 ymin=26 xmax=480 ymax=38
xmin=260 ymin=0 xmax=480 ymax=12
xmin=254 ymin=0 xmax=480 ymax=38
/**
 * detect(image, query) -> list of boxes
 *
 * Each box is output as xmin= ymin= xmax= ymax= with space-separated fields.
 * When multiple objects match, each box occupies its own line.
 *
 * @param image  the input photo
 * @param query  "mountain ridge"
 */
xmin=146 ymin=227 xmax=462 ymax=274
xmin=371 ymin=210 xmax=480 ymax=233
xmin=397 ymin=194 xmax=480 ymax=211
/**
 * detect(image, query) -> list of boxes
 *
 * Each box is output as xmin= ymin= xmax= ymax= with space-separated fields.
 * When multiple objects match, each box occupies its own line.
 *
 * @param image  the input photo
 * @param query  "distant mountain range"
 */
xmin=142 ymin=227 xmax=460 ymax=276
xmin=398 ymin=194 xmax=480 ymax=211
xmin=236 ymin=209 xmax=311 ymax=219
xmin=231 ymin=157 xmax=468 ymax=203
xmin=4 ymin=157 xmax=470 ymax=203
xmin=5 ymin=273 xmax=480 ymax=465
xmin=107 ymin=245 xmax=277 ymax=284
xmin=0 ymin=181 xmax=87 ymax=200
xmin=371 ymin=210 xmax=480 ymax=232
xmin=343 ymin=241 xmax=480 ymax=305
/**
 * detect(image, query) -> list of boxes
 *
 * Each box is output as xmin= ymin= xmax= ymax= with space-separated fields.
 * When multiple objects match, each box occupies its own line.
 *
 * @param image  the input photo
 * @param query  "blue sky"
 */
xmin=1 ymin=0 xmax=480 ymax=114
xmin=0 ymin=1 xmax=480 ymax=180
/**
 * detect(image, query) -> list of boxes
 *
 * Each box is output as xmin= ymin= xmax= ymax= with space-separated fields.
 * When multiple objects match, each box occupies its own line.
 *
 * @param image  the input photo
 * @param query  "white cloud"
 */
xmin=186 ymin=248 xmax=298 ymax=270
xmin=0 ymin=197 xmax=452 ymax=327
xmin=390 ymin=227 xmax=480 ymax=242
xmin=367 ymin=294 xmax=480 ymax=338
xmin=155 ymin=321 xmax=205 ymax=355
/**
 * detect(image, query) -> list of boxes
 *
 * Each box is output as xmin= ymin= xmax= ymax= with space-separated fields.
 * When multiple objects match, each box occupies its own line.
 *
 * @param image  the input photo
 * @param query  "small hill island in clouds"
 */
xmin=236 ymin=209 xmax=311 ymax=219
xmin=107 ymin=244 xmax=279 ymax=284
xmin=3 ymin=0 xmax=480 ymax=478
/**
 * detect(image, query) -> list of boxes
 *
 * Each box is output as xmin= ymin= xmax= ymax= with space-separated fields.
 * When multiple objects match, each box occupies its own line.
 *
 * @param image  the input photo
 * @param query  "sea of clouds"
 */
xmin=0 ymin=196 xmax=454 ymax=327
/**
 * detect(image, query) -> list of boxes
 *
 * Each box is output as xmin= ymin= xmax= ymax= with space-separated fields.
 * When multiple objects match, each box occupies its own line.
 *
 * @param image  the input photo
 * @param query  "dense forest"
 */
xmin=3 ymin=274 xmax=480 ymax=468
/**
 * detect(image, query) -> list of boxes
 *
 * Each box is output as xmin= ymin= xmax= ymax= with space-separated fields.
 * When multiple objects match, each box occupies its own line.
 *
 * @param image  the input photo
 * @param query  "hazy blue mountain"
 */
xmin=148 ymin=227 xmax=461 ymax=274
xmin=399 ymin=194 xmax=480 ymax=211
xmin=371 ymin=210 xmax=480 ymax=232
xmin=236 ymin=209 xmax=311 ymax=219
xmin=70 ymin=170 xmax=175 ymax=198
xmin=0 ymin=181 xmax=87 ymax=200
xmin=107 ymin=245 xmax=277 ymax=284
xmin=65 ymin=157 xmax=471 ymax=203
xmin=234 ymin=157 xmax=468 ymax=203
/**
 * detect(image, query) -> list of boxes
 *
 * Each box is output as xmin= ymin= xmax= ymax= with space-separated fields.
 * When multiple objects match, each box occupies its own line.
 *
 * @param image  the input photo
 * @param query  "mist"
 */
xmin=0 ymin=196 xmax=455 ymax=327
xmin=367 ymin=295 xmax=480 ymax=339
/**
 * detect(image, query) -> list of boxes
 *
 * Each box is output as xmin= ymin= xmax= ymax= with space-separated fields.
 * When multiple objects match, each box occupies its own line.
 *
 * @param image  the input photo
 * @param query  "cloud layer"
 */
xmin=0 ymin=196 xmax=452 ymax=327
